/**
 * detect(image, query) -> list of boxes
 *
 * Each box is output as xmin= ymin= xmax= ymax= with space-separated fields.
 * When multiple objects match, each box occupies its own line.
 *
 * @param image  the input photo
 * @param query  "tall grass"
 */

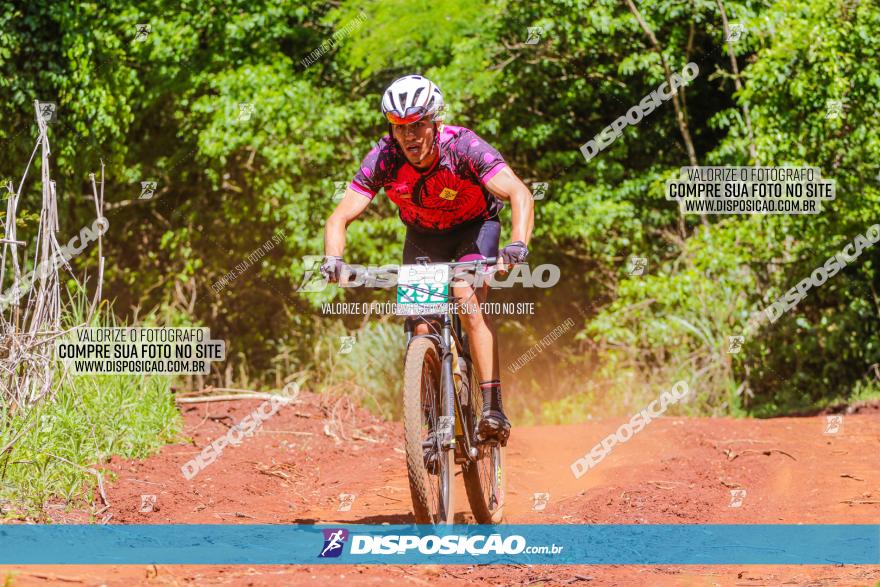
xmin=0 ymin=296 xmax=182 ymax=518
xmin=308 ymin=318 xmax=405 ymax=420
xmin=0 ymin=373 xmax=181 ymax=516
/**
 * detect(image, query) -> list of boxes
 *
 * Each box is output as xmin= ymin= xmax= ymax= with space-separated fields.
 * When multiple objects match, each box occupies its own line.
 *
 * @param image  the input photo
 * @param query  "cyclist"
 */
xmin=321 ymin=74 xmax=534 ymax=445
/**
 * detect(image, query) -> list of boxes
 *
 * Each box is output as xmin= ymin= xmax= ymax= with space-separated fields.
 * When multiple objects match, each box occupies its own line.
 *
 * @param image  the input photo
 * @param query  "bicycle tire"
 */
xmin=403 ymin=337 xmax=454 ymax=524
xmin=460 ymin=357 xmax=506 ymax=524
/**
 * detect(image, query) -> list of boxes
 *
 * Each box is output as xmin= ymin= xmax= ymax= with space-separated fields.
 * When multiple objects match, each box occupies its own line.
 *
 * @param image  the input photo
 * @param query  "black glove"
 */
xmin=320 ymin=256 xmax=346 ymax=283
xmin=500 ymin=241 xmax=528 ymax=265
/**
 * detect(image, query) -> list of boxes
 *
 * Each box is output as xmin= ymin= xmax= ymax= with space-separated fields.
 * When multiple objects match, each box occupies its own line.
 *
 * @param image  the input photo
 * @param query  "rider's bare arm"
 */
xmin=324 ymin=188 xmax=372 ymax=257
xmin=485 ymin=166 xmax=534 ymax=245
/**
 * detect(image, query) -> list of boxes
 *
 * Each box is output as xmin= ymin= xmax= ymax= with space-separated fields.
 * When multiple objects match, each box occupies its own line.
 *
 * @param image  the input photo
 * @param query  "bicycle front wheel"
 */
xmin=403 ymin=337 xmax=454 ymax=524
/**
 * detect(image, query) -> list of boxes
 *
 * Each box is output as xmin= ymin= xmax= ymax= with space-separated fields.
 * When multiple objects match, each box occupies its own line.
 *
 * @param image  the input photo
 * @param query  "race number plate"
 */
xmin=396 ymin=264 xmax=450 ymax=315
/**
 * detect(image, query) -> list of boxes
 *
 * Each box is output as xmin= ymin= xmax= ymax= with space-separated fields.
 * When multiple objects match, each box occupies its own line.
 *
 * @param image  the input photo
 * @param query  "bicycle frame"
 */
xmin=348 ymin=255 xmax=506 ymax=524
xmin=403 ymin=256 xmax=497 ymax=465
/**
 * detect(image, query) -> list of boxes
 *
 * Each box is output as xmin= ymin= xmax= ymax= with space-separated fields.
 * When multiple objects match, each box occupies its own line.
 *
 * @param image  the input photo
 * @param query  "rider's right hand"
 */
xmin=320 ymin=255 xmax=346 ymax=283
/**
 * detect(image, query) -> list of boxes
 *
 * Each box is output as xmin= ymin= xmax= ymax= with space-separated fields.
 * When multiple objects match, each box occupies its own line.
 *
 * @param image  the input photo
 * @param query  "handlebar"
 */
xmin=345 ymin=257 xmax=500 ymax=278
xmin=338 ymin=257 xmax=509 ymax=288
xmin=447 ymin=256 xmax=498 ymax=268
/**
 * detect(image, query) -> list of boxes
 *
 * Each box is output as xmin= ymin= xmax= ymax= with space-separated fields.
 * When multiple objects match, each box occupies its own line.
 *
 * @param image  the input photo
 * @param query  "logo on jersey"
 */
xmin=438 ymin=188 xmax=458 ymax=201
xmin=319 ymin=528 xmax=349 ymax=558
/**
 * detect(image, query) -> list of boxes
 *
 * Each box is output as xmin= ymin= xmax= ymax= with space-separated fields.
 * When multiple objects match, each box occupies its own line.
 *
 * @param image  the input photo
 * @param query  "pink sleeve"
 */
xmin=460 ymin=130 xmax=507 ymax=185
xmin=349 ymin=181 xmax=375 ymax=199
xmin=351 ymin=139 xmax=391 ymax=199
xmin=481 ymin=162 xmax=507 ymax=183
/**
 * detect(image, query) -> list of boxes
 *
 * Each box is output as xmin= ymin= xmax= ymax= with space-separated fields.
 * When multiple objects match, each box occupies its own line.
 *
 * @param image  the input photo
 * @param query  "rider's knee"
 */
xmin=459 ymin=304 xmax=492 ymax=331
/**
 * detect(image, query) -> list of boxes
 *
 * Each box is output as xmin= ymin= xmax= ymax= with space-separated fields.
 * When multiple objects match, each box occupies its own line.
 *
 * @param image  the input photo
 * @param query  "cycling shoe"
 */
xmin=477 ymin=409 xmax=511 ymax=446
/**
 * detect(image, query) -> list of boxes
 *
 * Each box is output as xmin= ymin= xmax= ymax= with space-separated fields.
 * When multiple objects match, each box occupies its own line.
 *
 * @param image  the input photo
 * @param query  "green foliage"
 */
xmin=586 ymin=220 xmax=770 ymax=416
xmin=308 ymin=318 xmax=405 ymax=420
xmin=1 ymin=0 xmax=878 ymax=422
xmin=850 ymin=375 xmax=880 ymax=404
xmin=0 ymin=292 xmax=182 ymax=516
xmin=0 ymin=372 xmax=181 ymax=516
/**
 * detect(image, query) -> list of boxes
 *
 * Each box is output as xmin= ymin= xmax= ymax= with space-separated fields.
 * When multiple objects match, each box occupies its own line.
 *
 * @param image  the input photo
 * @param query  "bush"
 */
xmin=0 ymin=373 xmax=181 ymax=517
xmin=308 ymin=318 xmax=405 ymax=420
xmin=0 ymin=298 xmax=183 ymax=517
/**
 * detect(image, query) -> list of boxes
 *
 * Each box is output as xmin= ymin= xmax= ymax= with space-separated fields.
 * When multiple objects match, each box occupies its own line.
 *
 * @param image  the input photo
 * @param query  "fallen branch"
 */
xmin=352 ymin=431 xmax=380 ymax=443
xmin=22 ymin=573 xmax=84 ymax=584
xmin=255 ymin=466 xmax=290 ymax=480
xmin=725 ymin=448 xmax=797 ymax=461
xmin=175 ymin=393 xmax=294 ymax=404
xmin=377 ymin=493 xmax=403 ymax=502
xmin=175 ymin=386 xmax=271 ymax=397
xmin=647 ymin=480 xmax=681 ymax=490
xmin=716 ymin=439 xmax=773 ymax=445
xmin=215 ymin=511 xmax=257 ymax=519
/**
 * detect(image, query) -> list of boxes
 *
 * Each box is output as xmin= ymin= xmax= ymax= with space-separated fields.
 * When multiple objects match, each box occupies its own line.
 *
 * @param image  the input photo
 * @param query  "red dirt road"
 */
xmin=2 ymin=392 xmax=879 ymax=586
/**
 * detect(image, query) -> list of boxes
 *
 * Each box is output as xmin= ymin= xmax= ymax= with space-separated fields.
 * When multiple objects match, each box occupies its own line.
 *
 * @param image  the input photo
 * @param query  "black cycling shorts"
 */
xmin=402 ymin=218 xmax=500 ymax=265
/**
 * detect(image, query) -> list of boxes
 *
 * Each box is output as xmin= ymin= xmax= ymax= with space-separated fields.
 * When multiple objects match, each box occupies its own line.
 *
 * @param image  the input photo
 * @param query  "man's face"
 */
xmin=391 ymin=118 xmax=436 ymax=167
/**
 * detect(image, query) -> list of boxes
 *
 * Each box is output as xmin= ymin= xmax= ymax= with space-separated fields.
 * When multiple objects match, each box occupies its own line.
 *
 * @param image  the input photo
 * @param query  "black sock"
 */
xmin=480 ymin=380 xmax=502 ymax=413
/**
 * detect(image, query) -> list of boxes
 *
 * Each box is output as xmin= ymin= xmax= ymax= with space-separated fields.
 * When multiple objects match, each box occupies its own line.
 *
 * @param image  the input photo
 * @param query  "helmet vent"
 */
xmin=412 ymin=87 xmax=425 ymax=105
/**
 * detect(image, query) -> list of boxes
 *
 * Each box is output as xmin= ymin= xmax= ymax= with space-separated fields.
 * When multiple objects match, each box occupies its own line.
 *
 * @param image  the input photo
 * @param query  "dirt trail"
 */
xmin=2 ymin=393 xmax=879 ymax=586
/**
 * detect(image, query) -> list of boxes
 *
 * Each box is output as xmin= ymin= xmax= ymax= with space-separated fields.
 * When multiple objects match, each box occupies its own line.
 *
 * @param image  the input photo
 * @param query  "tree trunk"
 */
xmin=716 ymin=0 xmax=758 ymax=163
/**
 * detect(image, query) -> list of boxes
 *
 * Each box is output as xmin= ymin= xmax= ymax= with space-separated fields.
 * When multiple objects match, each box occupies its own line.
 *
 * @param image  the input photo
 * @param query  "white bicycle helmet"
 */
xmin=381 ymin=74 xmax=445 ymax=124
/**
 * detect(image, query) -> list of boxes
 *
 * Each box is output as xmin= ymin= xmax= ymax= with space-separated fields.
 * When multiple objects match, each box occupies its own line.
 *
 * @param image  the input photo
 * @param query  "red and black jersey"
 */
xmin=350 ymin=125 xmax=507 ymax=233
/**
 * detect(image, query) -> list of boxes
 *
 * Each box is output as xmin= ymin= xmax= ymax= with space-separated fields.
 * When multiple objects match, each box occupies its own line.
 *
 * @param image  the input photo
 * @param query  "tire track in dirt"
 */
xmin=2 ymin=393 xmax=879 ymax=586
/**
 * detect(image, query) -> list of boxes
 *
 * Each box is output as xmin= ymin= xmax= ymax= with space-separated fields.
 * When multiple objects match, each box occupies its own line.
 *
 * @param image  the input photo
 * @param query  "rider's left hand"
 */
xmin=500 ymin=241 xmax=528 ymax=267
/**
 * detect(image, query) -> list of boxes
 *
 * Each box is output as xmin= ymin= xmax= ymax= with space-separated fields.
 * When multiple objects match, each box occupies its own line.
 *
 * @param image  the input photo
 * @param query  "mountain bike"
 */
xmin=349 ymin=256 xmax=506 ymax=524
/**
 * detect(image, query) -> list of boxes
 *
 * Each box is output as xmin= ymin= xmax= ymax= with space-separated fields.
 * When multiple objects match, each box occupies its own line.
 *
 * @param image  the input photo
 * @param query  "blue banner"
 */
xmin=0 ymin=525 xmax=877 ymax=565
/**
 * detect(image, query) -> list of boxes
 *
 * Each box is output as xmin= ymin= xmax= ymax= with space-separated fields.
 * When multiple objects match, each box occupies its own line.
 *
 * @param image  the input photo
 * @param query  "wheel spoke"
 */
xmin=465 ymin=361 xmax=504 ymax=521
xmin=418 ymin=350 xmax=451 ymax=524
xmin=421 ymin=359 xmax=440 ymax=522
